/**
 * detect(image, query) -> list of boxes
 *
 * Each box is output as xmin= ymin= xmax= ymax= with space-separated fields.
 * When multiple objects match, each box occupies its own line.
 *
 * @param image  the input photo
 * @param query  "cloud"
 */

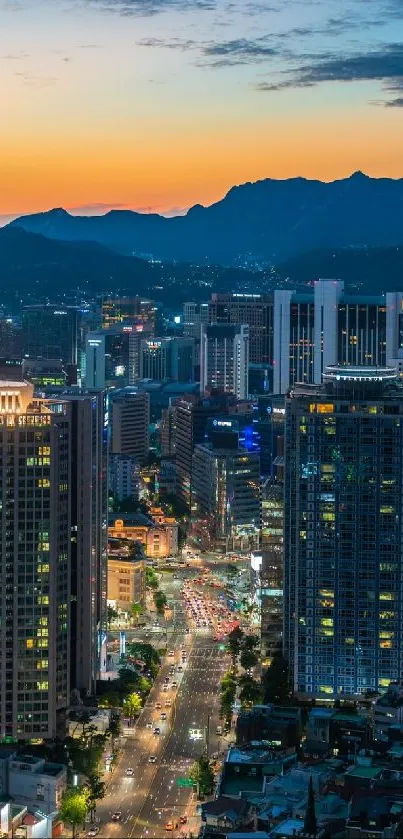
xmin=14 ymin=71 xmax=58 ymax=87
xmin=138 ymin=35 xmax=278 ymax=67
xmin=82 ymin=0 xmax=216 ymax=16
xmin=255 ymin=42 xmax=403 ymax=106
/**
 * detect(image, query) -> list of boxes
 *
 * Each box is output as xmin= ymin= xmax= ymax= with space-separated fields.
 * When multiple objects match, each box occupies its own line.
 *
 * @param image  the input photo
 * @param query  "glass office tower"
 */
xmin=284 ymin=365 xmax=403 ymax=697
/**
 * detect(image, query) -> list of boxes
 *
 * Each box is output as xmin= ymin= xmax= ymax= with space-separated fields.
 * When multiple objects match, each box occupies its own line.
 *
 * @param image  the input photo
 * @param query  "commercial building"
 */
xmin=260 ymin=481 xmax=284 ymax=665
xmin=22 ymin=305 xmax=80 ymax=366
xmin=8 ymin=755 xmax=67 ymax=817
xmin=140 ymin=336 xmax=195 ymax=382
xmin=107 ymin=554 xmax=145 ymax=611
xmin=109 ymin=453 xmax=140 ymax=502
xmin=284 ymin=365 xmax=403 ymax=697
xmin=85 ymin=326 xmax=141 ymax=389
xmin=102 ymin=296 xmax=155 ymax=332
xmin=200 ymin=323 xmax=249 ymax=400
xmin=183 ymin=302 xmax=209 ymax=339
xmin=160 ymin=404 xmax=177 ymax=457
xmin=192 ymin=444 xmax=261 ymax=551
xmin=208 ymin=292 xmax=273 ymax=365
xmin=0 ymin=381 xmax=71 ymax=740
xmin=109 ymin=388 xmax=150 ymax=465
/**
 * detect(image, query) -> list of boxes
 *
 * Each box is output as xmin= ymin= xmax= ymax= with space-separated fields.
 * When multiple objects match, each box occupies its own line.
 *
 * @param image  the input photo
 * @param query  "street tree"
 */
xmin=124 ymin=691 xmax=142 ymax=722
xmin=60 ymin=787 xmax=90 ymax=838
xmin=88 ymin=775 xmax=105 ymax=823
xmin=262 ymin=649 xmax=292 ymax=704
xmin=130 ymin=602 xmax=143 ymax=623
xmin=154 ymin=589 xmax=167 ymax=615
xmin=227 ymin=627 xmax=244 ymax=668
xmin=240 ymin=648 xmax=259 ymax=671
xmin=107 ymin=605 xmax=119 ymax=627
xmin=145 ymin=567 xmax=159 ymax=590
xmin=189 ymin=752 xmax=215 ymax=796
xmin=239 ymin=674 xmax=263 ymax=707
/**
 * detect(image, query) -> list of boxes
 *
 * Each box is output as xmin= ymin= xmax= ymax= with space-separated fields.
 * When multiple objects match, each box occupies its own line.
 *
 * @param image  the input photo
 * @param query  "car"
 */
xmin=165 ymin=700 xmax=172 ymax=707
xmin=169 ymin=650 xmax=175 ymax=657
xmin=146 ymin=721 xmax=153 ymax=729
xmin=126 ymin=767 xmax=134 ymax=777
xmin=165 ymin=822 xmax=174 ymax=831
xmin=180 ymin=815 xmax=188 ymax=824
xmin=177 ymin=665 xmax=183 ymax=672
xmin=162 ymin=684 xmax=169 ymax=691
xmin=149 ymin=755 xmax=157 ymax=763
xmin=156 ymin=702 xmax=162 ymax=709
xmin=111 ymin=812 xmax=122 ymax=822
xmin=154 ymin=727 xmax=161 ymax=735
xmin=171 ymin=681 xmax=177 ymax=688
xmin=87 ymin=828 xmax=100 ymax=837
xmin=186 ymin=627 xmax=190 ymax=633
xmin=160 ymin=712 xmax=167 ymax=720
xmin=164 ymin=676 xmax=170 ymax=684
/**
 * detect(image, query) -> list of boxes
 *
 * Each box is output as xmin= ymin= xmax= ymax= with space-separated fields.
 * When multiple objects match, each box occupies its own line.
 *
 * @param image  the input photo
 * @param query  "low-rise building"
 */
xmin=375 ymin=682 xmax=403 ymax=742
xmin=8 ymin=755 xmax=67 ymax=817
xmin=107 ymin=553 xmax=145 ymax=610
xmin=304 ymin=708 xmax=372 ymax=759
xmin=108 ymin=511 xmax=178 ymax=558
xmin=219 ymin=746 xmax=297 ymax=798
xmin=201 ymin=797 xmax=256 ymax=837
xmin=236 ymin=706 xmax=301 ymax=749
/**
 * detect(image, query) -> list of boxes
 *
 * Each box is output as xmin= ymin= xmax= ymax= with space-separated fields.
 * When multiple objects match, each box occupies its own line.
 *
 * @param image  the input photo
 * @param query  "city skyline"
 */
xmin=1 ymin=0 xmax=403 ymax=223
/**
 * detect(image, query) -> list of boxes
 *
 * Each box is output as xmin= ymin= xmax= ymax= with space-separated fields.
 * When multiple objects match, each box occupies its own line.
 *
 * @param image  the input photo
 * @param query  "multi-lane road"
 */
xmin=95 ymin=574 xmax=229 ymax=839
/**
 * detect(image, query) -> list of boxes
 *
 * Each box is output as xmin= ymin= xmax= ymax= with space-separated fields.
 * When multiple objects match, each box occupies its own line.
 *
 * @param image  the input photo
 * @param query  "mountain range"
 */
xmin=8 ymin=171 xmax=403 ymax=266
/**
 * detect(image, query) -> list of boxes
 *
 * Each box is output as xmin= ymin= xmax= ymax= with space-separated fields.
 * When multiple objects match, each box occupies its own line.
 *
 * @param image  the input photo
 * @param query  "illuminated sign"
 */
xmin=146 ymin=341 xmax=162 ymax=349
xmin=189 ymin=728 xmax=203 ymax=741
xmin=213 ymin=419 xmax=233 ymax=428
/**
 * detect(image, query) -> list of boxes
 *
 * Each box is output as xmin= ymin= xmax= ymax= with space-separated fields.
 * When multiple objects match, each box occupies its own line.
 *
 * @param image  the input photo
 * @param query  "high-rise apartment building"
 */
xmin=40 ymin=386 xmax=108 ymax=696
xmin=260 ymin=480 xmax=284 ymax=665
xmin=284 ymin=365 xmax=403 ymax=697
xmin=192 ymin=444 xmax=261 ymax=551
xmin=109 ymin=388 xmax=150 ymax=465
xmin=0 ymin=381 xmax=71 ymax=740
xmin=22 ymin=305 xmax=80 ymax=366
xmin=140 ymin=337 xmax=195 ymax=382
xmin=200 ymin=323 xmax=249 ymax=399
xmin=161 ymin=404 xmax=177 ymax=457
xmin=208 ymin=293 xmax=273 ymax=365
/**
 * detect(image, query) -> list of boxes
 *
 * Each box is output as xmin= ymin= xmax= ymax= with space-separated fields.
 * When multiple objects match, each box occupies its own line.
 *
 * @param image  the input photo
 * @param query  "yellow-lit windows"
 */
xmin=317 ymin=404 xmax=334 ymax=414
xmin=379 ymin=679 xmax=391 ymax=688
xmin=319 ymin=686 xmax=333 ymax=694
xmin=36 ymin=660 xmax=49 ymax=670
xmin=345 ymin=637 xmax=354 ymax=645
xmin=380 ymin=507 xmax=395 ymax=514
xmin=37 ymin=595 xmax=49 ymax=605
xmin=380 ymin=640 xmax=393 ymax=649
xmin=38 ymin=479 xmax=50 ymax=488
xmin=26 ymin=638 xmax=34 ymax=649
xmin=38 ymin=446 xmax=50 ymax=455
xmin=36 ymin=681 xmax=49 ymax=691
xmin=379 ymin=593 xmax=395 ymax=601
xmin=321 ymin=618 xmax=334 ymax=627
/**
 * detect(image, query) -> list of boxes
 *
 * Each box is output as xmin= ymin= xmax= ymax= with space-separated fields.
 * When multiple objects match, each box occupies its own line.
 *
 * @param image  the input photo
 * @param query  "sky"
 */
xmin=1 ymin=0 xmax=403 ymax=221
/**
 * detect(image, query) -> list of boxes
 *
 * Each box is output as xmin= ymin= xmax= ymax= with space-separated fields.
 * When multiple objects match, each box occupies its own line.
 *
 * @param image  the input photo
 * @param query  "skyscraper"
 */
xmin=192 ymin=444 xmax=261 ymax=552
xmin=0 ymin=381 xmax=71 ymax=740
xmin=284 ymin=365 xmax=403 ymax=697
xmin=200 ymin=323 xmax=249 ymax=399
xmin=102 ymin=296 xmax=155 ymax=332
xmin=140 ymin=337 xmax=195 ymax=382
xmin=109 ymin=388 xmax=150 ymax=465
xmin=208 ymin=292 xmax=273 ymax=365
xmin=22 ymin=305 xmax=80 ymax=366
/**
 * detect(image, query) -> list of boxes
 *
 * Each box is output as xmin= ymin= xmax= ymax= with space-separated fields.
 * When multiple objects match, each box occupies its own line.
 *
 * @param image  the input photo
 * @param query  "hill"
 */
xmin=9 ymin=172 xmax=403 ymax=266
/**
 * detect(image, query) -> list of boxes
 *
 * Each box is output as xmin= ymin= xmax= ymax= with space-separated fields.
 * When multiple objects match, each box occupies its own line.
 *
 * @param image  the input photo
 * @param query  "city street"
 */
xmin=95 ymin=573 xmax=228 ymax=839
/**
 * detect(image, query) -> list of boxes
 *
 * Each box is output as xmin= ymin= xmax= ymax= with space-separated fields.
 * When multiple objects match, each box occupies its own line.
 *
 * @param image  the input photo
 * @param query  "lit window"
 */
xmin=380 ymin=593 xmax=394 ymax=601
xmin=38 ymin=479 xmax=50 ymax=488
xmin=26 ymin=639 xmax=34 ymax=649
xmin=317 ymin=404 xmax=334 ymax=414
xmin=319 ymin=686 xmax=333 ymax=694
xmin=379 ymin=678 xmax=391 ymax=688
xmin=37 ymin=681 xmax=49 ymax=691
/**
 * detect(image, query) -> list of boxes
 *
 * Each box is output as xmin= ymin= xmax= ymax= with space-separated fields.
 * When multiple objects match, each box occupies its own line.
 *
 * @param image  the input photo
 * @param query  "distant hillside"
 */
xmin=275 ymin=245 xmax=403 ymax=294
xmin=0 ymin=226 xmax=261 ymax=304
xmin=9 ymin=171 xmax=403 ymax=266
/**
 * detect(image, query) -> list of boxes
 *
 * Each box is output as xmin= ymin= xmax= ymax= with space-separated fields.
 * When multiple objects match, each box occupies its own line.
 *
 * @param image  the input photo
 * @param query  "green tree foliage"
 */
xmin=124 ymin=691 xmax=142 ymax=721
xmin=107 ymin=605 xmax=119 ymax=627
xmin=130 ymin=602 xmax=143 ymax=622
xmin=262 ymin=649 xmax=292 ymax=704
xmin=154 ymin=589 xmax=168 ymax=615
xmin=189 ymin=753 xmax=215 ymax=796
xmin=126 ymin=642 xmax=161 ymax=669
xmin=227 ymin=627 xmax=244 ymax=668
xmin=60 ymin=787 xmax=90 ymax=838
xmin=88 ymin=775 xmax=105 ymax=822
xmin=239 ymin=674 xmax=263 ymax=707
xmin=146 ymin=567 xmax=159 ymax=590
xmin=220 ymin=671 xmax=237 ymax=723
xmin=240 ymin=648 xmax=259 ymax=671
xmin=98 ymin=691 xmax=121 ymax=709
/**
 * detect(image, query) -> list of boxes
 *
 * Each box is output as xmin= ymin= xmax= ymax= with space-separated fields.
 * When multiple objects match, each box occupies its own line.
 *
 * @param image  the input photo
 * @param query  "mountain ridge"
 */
xmin=8 ymin=172 xmax=403 ymax=267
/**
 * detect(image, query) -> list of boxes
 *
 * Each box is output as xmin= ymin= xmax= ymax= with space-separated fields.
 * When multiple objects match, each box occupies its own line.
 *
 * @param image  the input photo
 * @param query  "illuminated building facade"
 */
xmin=208 ymin=293 xmax=273 ymax=365
xmin=107 ymin=554 xmax=145 ymax=611
xmin=200 ymin=323 xmax=249 ymax=399
xmin=140 ymin=337 xmax=195 ymax=382
xmin=191 ymin=444 xmax=261 ymax=552
xmin=0 ymin=382 xmax=71 ymax=740
xmin=284 ymin=365 xmax=403 ymax=697
xmin=102 ymin=297 xmax=155 ymax=333
xmin=22 ymin=305 xmax=80 ymax=366
xmin=109 ymin=388 xmax=150 ymax=465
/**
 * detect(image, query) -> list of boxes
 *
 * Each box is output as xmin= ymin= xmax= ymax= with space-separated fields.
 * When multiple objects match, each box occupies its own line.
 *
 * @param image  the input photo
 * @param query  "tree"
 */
xmin=126 ymin=642 xmax=161 ymax=670
xmin=124 ymin=691 xmax=142 ymax=722
xmin=239 ymin=674 xmax=263 ymax=707
xmin=107 ymin=605 xmax=119 ymax=627
xmin=146 ymin=567 xmax=159 ymax=590
xmin=240 ymin=648 xmax=259 ymax=671
xmin=220 ymin=671 xmax=237 ymax=724
xmin=130 ymin=602 xmax=143 ymax=623
xmin=60 ymin=787 xmax=90 ymax=838
xmin=87 ymin=775 xmax=105 ymax=823
xmin=227 ymin=627 xmax=244 ymax=668
xmin=98 ymin=691 xmax=121 ymax=709
xmin=243 ymin=634 xmax=259 ymax=651
xmin=154 ymin=589 xmax=167 ymax=615
xmin=107 ymin=714 xmax=122 ymax=748
xmin=262 ymin=649 xmax=292 ymax=704
xmin=189 ymin=752 xmax=215 ymax=797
